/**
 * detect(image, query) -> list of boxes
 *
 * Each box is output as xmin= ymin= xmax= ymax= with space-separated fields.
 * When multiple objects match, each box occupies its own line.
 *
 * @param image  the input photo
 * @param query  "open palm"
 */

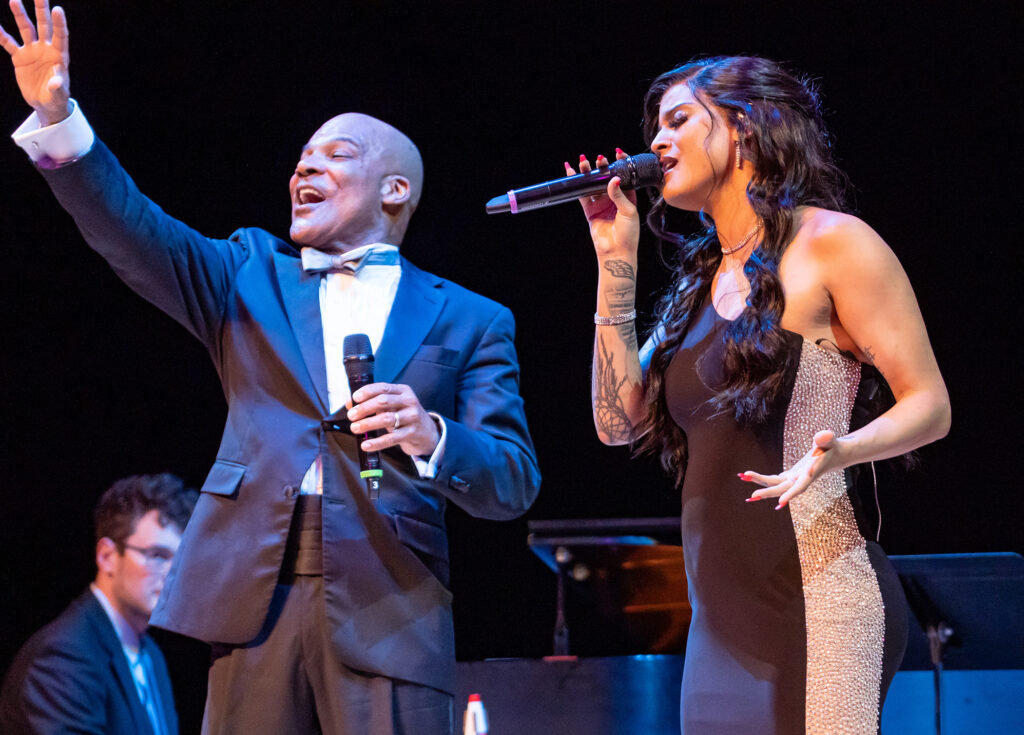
xmin=0 ymin=0 xmax=70 ymax=123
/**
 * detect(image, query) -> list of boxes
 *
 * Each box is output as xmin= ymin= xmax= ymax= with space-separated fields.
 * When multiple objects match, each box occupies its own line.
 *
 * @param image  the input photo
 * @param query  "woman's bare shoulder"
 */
xmin=791 ymin=207 xmax=898 ymax=272
xmin=796 ymin=207 xmax=871 ymax=241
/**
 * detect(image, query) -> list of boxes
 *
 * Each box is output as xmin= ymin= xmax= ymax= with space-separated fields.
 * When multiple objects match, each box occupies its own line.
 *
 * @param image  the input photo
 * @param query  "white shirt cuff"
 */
xmin=12 ymin=98 xmax=95 ymax=164
xmin=411 ymin=412 xmax=447 ymax=479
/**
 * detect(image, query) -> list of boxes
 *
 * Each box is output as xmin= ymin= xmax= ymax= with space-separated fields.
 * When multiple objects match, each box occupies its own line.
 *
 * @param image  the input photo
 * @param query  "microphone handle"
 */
xmin=502 ymin=168 xmax=619 ymax=213
xmin=358 ymin=439 xmax=382 ymax=501
xmin=485 ymin=153 xmax=658 ymax=214
xmin=347 ymin=367 xmax=383 ymax=501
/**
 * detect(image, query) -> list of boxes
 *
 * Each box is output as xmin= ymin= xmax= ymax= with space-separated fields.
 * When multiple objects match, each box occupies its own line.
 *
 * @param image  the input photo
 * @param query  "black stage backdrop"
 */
xmin=1 ymin=0 xmax=1020 ymax=728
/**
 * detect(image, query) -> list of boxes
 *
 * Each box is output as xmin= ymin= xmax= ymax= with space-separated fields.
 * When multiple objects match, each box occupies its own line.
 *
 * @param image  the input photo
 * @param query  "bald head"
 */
xmin=316 ymin=113 xmax=423 ymax=208
xmin=289 ymin=113 xmax=424 ymax=252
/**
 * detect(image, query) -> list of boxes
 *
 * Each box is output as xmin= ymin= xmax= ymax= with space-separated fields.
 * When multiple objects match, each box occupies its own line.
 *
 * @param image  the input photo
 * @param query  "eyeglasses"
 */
xmin=123 ymin=544 xmax=176 ymax=570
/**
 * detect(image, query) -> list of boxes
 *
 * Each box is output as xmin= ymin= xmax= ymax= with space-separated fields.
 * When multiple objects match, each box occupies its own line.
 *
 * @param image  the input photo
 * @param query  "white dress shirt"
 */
xmin=297 ymin=245 xmax=447 ymax=494
xmin=12 ymin=98 xmax=94 ymax=163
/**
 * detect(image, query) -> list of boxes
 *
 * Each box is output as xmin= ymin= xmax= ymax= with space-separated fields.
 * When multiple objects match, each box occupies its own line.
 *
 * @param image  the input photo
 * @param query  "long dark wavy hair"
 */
xmin=634 ymin=56 xmax=851 ymax=485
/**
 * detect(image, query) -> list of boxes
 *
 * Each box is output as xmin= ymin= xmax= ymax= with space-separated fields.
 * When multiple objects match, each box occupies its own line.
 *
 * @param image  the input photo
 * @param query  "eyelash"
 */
xmin=667 ymin=115 xmax=687 ymax=129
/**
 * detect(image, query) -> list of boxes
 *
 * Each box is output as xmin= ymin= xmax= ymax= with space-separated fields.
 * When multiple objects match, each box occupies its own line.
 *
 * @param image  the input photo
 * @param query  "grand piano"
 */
xmin=455 ymin=517 xmax=689 ymax=733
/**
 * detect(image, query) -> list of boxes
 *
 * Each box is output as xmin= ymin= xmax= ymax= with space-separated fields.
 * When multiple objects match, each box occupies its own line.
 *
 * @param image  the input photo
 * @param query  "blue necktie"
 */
xmin=133 ymin=652 xmax=167 ymax=735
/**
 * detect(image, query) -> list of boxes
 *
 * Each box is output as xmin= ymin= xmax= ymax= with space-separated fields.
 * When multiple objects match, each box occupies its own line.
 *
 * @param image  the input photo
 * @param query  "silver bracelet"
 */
xmin=594 ymin=309 xmax=637 ymax=326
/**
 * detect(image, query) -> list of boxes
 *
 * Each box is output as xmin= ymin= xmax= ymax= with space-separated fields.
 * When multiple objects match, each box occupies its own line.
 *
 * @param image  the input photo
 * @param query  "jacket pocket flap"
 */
xmin=201 ymin=460 xmax=246 ymax=497
xmin=394 ymin=514 xmax=448 ymax=561
xmin=412 ymin=345 xmax=460 ymax=368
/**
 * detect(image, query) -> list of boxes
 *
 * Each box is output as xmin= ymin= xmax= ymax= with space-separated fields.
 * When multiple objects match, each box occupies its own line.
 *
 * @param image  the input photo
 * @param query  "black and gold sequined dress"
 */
xmin=664 ymin=298 xmax=908 ymax=734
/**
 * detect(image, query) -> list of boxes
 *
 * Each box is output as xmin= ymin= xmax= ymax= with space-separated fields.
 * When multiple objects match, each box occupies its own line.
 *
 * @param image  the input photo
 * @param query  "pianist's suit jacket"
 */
xmin=0 ymin=590 xmax=178 ymax=735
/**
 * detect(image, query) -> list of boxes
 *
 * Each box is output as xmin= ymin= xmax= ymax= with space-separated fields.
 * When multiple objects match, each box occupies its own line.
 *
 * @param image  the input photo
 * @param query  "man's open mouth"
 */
xmin=295 ymin=186 xmax=326 ymax=205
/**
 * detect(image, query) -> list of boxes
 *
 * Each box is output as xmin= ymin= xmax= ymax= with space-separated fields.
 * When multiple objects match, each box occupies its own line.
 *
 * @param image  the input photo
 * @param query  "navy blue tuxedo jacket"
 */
xmin=37 ymin=140 xmax=541 ymax=693
xmin=0 ymin=591 xmax=178 ymax=735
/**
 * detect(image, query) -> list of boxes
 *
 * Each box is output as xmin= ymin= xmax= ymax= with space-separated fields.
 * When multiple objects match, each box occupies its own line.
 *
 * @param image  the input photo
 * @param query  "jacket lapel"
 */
xmin=275 ymin=250 xmax=330 ymax=413
xmin=374 ymin=258 xmax=445 ymax=384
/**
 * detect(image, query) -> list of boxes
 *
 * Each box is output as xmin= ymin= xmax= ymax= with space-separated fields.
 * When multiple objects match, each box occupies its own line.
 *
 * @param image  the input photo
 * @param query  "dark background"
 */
xmin=2 ymin=0 xmax=1020 ymax=729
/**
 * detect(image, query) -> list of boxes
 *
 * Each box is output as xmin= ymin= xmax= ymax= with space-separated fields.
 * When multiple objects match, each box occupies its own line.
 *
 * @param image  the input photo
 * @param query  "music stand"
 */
xmin=527 ymin=518 xmax=686 ymax=657
xmin=890 ymin=552 xmax=1024 ymax=735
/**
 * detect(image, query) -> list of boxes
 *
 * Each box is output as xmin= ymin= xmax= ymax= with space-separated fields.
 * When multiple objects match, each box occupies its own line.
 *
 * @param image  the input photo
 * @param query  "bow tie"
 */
xmin=301 ymin=245 xmax=401 ymax=274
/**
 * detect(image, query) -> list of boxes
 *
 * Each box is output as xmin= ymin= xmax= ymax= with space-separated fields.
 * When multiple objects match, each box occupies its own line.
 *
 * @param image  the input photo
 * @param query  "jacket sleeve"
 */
xmin=434 ymin=305 xmax=541 ymax=520
xmin=38 ymin=139 xmax=248 ymax=351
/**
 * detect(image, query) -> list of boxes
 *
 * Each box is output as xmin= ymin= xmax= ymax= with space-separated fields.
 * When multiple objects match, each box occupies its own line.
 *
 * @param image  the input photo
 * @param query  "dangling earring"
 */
xmin=734 ymin=140 xmax=743 ymax=170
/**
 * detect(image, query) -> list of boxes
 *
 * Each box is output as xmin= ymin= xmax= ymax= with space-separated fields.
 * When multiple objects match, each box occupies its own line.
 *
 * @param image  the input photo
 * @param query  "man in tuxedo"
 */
xmin=0 ymin=474 xmax=197 ymax=735
xmin=2 ymin=2 xmax=541 ymax=733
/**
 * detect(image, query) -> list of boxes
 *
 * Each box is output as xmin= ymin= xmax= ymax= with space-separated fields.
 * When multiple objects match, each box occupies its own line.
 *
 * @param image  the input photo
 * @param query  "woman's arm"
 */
xmin=592 ymin=252 xmax=645 ymax=444
xmin=745 ymin=214 xmax=951 ymax=505
xmin=571 ymin=153 xmax=648 ymax=444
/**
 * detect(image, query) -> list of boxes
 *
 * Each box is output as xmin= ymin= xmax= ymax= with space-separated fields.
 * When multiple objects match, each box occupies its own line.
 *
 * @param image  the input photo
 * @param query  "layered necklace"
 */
xmin=720 ymin=220 xmax=763 ymax=256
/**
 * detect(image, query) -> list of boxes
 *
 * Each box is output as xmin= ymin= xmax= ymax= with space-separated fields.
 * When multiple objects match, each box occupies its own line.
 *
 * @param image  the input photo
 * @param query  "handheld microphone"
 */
xmin=343 ymin=334 xmax=382 ymax=501
xmin=485 ymin=152 xmax=662 ymax=214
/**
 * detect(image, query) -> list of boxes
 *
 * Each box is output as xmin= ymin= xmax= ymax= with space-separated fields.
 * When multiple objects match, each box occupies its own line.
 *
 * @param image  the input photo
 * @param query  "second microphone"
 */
xmin=343 ymin=333 xmax=383 ymax=501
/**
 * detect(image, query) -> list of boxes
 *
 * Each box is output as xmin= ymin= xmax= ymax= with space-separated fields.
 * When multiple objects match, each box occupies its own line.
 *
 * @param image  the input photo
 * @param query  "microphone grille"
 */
xmin=621 ymin=152 xmax=663 ymax=188
xmin=343 ymin=333 xmax=373 ymax=360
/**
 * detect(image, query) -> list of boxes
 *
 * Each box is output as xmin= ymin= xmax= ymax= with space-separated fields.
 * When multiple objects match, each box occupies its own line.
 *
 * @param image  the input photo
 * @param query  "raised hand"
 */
xmin=0 ymin=0 xmax=71 ymax=125
xmin=579 ymin=149 xmax=646 ymax=444
xmin=566 ymin=148 xmax=640 ymax=259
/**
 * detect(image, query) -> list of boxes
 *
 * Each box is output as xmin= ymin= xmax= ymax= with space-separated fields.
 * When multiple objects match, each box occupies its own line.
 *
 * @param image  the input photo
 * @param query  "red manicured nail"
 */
xmin=775 ymin=500 xmax=787 ymax=510
xmin=737 ymin=473 xmax=751 ymax=481
xmin=615 ymin=147 xmax=625 ymax=156
xmin=812 ymin=447 xmax=825 ymax=457
xmin=745 ymin=497 xmax=761 ymax=503
xmin=579 ymin=154 xmax=587 ymax=162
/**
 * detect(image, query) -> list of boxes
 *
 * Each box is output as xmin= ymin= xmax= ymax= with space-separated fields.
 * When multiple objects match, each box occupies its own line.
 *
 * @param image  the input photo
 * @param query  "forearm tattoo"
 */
xmin=594 ymin=333 xmax=632 ymax=443
xmin=603 ymin=259 xmax=635 ymax=280
xmin=603 ymin=259 xmax=638 ymax=346
xmin=617 ymin=320 xmax=639 ymax=353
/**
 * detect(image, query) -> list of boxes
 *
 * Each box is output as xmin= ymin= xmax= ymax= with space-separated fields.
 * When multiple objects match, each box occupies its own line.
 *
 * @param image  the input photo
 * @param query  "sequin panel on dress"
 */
xmin=783 ymin=341 xmax=886 ymax=734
